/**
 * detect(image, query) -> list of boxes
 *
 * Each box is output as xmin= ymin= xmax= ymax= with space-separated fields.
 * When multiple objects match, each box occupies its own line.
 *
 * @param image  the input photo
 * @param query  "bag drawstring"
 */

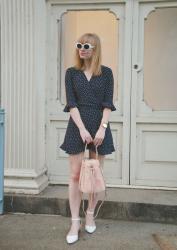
xmin=81 ymin=188 xmax=107 ymax=220
xmin=80 ymin=142 xmax=107 ymax=220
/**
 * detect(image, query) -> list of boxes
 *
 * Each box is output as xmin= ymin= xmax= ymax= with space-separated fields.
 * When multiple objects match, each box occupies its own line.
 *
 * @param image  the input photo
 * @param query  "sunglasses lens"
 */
xmin=77 ymin=43 xmax=82 ymax=49
xmin=84 ymin=44 xmax=90 ymax=49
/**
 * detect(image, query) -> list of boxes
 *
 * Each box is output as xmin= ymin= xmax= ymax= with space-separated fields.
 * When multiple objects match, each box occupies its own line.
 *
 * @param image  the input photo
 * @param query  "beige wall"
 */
xmin=144 ymin=8 xmax=177 ymax=111
xmin=62 ymin=10 xmax=119 ymax=101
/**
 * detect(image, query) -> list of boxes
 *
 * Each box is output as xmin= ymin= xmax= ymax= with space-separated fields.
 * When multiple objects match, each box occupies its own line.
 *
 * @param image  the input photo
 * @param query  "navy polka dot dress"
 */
xmin=59 ymin=65 xmax=116 ymax=155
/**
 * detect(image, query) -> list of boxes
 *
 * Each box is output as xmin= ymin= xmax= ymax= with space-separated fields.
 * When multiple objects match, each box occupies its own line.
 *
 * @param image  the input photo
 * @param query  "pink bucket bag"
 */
xmin=79 ymin=142 xmax=107 ymax=219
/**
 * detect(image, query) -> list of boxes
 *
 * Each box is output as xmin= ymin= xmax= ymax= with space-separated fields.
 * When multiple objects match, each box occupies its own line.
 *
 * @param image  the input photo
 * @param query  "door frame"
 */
xmin=46 ymin=0 xmax=132 ymax=186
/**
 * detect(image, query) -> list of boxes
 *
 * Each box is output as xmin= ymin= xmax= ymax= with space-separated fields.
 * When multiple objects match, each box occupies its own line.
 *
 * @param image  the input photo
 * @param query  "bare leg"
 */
xmin=67 ymin=151 xmax=84 ymax=235
xmin=86 ymin=150 xmax=105 ymax=226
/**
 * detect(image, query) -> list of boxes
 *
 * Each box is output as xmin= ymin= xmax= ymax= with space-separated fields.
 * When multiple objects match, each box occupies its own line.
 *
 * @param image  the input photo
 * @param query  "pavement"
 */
xmin=1 ymin=213 xmax=177 ymax=250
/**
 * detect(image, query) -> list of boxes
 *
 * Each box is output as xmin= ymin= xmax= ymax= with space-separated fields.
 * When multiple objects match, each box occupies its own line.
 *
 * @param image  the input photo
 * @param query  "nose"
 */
xmin=80 ymin=50 xmax=87 ymax=54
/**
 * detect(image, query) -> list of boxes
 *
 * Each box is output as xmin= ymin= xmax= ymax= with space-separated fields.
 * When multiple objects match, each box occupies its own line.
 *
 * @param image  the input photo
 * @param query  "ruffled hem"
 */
xmin=59 ymin=144 xmax=84 ymax=155
xmin=59 ymin=143 xmax=116 ymax=155
xmin=63 ymin=103 xmax=78 ymax=112
xmin=101 ymin=102 xmax=116 ymax=111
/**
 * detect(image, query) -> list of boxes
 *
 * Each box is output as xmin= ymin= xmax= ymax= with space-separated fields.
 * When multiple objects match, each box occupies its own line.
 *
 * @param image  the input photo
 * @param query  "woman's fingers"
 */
xmin=93 ymin=128 xmax=106 ymax=146
xmin=79 ymin=127 xmax=96 ymax=145
xmin=86 ymin=136 xmax=93 ymax=144
xmin=80 ymin=128 xmax=92 ymax=144
xmin=94 ymin=135 xmax=104 ymax=146
xmin=84 ymin=131 xmax=93 ymax=144
xmin=95 ymin=139 xmax=103 ymax=146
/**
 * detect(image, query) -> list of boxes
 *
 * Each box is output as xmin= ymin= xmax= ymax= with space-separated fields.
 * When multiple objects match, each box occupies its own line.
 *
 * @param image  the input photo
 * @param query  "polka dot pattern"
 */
xmin=59 ymin=65 xmax=116 ymax=155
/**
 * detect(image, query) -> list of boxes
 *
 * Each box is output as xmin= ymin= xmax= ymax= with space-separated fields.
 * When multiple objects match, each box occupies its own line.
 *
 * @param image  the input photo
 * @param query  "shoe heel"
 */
xmin=85 ymin=210 xmax=96 ymax=234
xmin=66 ymin=217 xmax=81 ymax=244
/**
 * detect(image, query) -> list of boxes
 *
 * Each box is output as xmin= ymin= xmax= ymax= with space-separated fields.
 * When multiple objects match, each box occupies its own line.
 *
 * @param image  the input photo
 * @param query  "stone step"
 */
xmin=4 ymin=185 xmax=177 ymax=225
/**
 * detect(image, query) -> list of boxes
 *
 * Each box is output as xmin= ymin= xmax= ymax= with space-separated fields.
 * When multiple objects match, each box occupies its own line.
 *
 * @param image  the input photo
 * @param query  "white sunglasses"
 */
xmin=75 ymin=42 xmax=95 ymax=50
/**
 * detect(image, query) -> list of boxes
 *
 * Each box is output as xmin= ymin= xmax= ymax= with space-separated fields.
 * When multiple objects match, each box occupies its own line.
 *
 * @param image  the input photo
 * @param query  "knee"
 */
xmin=70 ymin=172 xmax=80 ymax=182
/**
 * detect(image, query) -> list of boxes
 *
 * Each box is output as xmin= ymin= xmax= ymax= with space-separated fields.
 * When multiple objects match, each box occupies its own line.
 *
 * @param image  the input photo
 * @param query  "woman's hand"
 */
xmin=93 ymin=127 xmax=106 ymax=147
xmin=79 ymin=127 xmax=93 ymax=144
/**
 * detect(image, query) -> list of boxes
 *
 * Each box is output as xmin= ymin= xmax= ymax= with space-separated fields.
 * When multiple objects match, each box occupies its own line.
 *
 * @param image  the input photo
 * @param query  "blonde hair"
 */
xmin=74 ymin=33 xmax=102 ymax=76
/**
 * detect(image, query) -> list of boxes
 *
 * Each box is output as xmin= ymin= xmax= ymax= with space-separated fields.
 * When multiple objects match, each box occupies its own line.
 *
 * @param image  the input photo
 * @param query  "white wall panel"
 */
xmin=1 ymin=0 xmax=48 ymax=193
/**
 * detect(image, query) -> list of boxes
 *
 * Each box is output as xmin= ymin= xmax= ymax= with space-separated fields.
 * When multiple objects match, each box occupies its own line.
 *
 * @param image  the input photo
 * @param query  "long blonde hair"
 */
xmin=74 ymin=33 xmax=102 ymax=76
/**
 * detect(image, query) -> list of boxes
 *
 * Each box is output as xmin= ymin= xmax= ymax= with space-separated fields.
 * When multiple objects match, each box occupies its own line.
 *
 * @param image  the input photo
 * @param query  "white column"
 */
xmin=1 ymin=0 xmax=48 ymax=194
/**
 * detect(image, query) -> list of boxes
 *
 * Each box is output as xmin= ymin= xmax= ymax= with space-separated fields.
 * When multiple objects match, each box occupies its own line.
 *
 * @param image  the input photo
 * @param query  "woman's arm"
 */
xmin=93 ymin=68 xmax=116 ymax=146
xmin=70 ymin=107 xmax=93 ymax=144
xmin=63 ymin=68 xmax=93 ymax=144
xmin=69 ymin=107 xmax=85 ymax=131
xmin=93 ymin=108 xmax=111 ymax=146
xmin=63 ymin=68 xmax=85 ymax=130
xmin=99 ymin=108 xmax=111 ymax=129
xmin=99 ymin=68 xmax=116 ymax=127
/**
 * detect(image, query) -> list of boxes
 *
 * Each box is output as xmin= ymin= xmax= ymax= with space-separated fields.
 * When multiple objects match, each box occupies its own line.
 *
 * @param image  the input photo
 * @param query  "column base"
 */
xmin=4 ymin=168 xmax=49 ymax=194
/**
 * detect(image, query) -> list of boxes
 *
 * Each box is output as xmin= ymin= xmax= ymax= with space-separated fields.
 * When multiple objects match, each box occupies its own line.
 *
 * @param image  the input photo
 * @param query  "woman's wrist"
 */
xmin=99 ymin=125 xmax=106 ymax=131
xmin=78 ymin=125 xmax=86 ymax=131
xmin=100 ymin=121 xmax=108 ymax=130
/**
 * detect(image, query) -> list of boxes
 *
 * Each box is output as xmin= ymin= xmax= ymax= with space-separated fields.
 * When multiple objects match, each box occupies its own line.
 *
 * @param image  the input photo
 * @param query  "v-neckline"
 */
xmin=81 ymin=70 xmax=93 ymax=83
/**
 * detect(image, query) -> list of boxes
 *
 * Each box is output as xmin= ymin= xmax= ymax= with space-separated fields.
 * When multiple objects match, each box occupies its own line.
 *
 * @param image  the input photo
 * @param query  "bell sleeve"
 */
xmin=102 ymin=68 xmax=116 ymax=111
xmin=63 ymin=68 xmax=78 ymax=112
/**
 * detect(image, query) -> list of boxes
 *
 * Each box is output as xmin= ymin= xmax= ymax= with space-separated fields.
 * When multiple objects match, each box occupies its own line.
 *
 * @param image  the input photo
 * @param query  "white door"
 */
xmin=46 ymin=0 xmax=177 ymax=188
xmin=130 ymin=0 xmax=177 ymax=187
xmin=46 ymin=1 xmax=130 ymax=185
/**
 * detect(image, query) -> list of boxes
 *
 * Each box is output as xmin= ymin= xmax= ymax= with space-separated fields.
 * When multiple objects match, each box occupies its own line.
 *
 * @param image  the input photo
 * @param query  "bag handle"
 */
xmin=84 ymin=142 xmax=98 ymax=160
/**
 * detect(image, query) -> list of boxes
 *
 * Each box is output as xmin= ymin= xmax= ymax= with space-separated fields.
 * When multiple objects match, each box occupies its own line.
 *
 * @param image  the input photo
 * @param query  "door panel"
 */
xmin=46 ymin=2 xmax=128 ymax=185
xmin=131 ymin=1 xmax=177 ymax=187
xmin=144 ymin=7 xmax=177 ymax=111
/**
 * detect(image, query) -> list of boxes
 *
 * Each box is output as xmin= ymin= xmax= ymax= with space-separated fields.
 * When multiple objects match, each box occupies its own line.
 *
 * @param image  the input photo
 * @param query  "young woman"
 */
xmin=60 ymin=33 xmax=116 ymax=244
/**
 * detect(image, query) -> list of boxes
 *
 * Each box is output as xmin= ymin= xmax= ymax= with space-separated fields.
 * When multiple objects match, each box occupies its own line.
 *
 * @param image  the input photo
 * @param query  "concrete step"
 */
xmin=4 ymin=185 xmax=177 ymax=225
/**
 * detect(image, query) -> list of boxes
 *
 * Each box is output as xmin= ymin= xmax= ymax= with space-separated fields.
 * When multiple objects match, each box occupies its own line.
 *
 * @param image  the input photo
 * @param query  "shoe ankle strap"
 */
xmin=71 ymin=217 xmax=80 ymax=221
xmin=86 ymin=210 xmax=94 ymax=214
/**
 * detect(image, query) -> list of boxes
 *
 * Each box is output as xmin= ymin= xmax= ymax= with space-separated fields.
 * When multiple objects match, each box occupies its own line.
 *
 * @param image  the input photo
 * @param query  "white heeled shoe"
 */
xmin=85 ymin=210 xmax=96 ymax=234
xmin=66 ymin=217 xmax=82 ymax=244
